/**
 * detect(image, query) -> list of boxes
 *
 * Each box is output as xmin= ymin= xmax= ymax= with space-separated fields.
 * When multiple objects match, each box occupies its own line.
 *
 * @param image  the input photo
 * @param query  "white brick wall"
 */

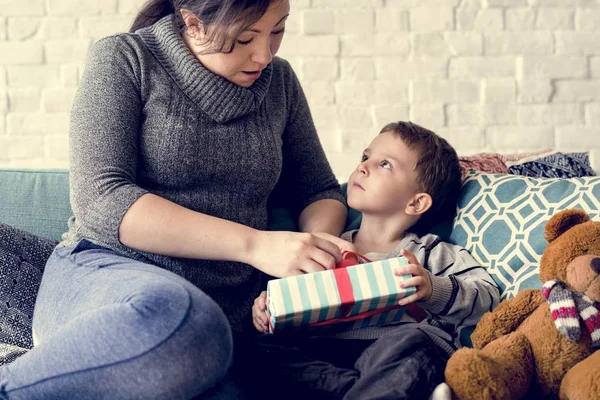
xmin=1 ymin=0 xmax=600 ymax=179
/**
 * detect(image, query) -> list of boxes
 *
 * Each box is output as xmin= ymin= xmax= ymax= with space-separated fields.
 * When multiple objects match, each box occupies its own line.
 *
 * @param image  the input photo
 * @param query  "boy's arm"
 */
xmin=415 ymin=237 xmax=501 ymax=327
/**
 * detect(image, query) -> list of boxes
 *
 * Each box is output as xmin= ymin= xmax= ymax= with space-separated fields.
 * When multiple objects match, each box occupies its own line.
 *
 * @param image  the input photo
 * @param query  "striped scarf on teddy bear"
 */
xmin=542 ymin=280 xmax=600 ymax=349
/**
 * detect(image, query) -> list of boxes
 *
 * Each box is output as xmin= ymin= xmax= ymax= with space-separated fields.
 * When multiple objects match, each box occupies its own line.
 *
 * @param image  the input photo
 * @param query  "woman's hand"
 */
xmin=313 ymin=232 xmax=356 ymax=254
xmin=252 ymin=291 xmax=268 ymax=333
xmin=247 ymin=231 xmax=343 ymax=278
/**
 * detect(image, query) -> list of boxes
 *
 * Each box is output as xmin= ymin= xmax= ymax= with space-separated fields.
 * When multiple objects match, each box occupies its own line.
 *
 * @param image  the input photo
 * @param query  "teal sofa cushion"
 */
xmin=450 ymin=171 xmax=600 ymax=300
xmin=0 ymin=169 xmax=71 ymax=242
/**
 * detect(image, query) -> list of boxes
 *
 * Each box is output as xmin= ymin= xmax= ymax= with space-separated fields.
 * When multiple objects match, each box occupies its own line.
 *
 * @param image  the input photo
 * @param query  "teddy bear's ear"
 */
xmin=545 ymin=209 xmax=590 ymax=243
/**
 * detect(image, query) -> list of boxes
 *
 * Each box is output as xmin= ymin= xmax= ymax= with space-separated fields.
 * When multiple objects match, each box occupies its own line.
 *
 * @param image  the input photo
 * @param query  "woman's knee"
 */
xmin=141 ymin=279 xmax=233 ymax=376
xmin=35 ymin=261 xmax=234 ymax=397
xmin=125 ymin=279 xmax=234 ymax=396
xmin=186 ymin=285 xmax=234 ymax=375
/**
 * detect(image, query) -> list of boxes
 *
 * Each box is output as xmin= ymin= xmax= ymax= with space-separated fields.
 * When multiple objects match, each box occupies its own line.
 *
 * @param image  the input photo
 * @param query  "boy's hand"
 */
xmin=394 ymin=249 xmax=433 ymax=306
xmin=252 ymin=291 xmax=268 ymax=333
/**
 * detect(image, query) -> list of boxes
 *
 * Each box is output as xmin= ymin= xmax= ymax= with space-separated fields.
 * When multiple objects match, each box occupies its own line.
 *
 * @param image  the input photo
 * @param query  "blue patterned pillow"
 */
xmin=0 ymin=222 xmax=58 ymax=364
xmin=450 ymin=172 xmax=600 ymax=300
xmin=508 ymin=151 xmax=596 ymax=179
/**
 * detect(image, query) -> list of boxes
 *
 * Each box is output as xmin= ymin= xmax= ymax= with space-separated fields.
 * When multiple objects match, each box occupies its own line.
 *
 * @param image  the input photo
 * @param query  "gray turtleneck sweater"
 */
xmin=62 ymin=15 xmax=344 ymax=335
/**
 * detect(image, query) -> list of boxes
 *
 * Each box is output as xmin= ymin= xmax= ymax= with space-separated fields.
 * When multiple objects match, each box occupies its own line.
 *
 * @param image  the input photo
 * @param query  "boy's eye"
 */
xmin=361 ymin=154 xmax=368 ymax=162
xmin=381 ymin=160 xmax=392 ymax=169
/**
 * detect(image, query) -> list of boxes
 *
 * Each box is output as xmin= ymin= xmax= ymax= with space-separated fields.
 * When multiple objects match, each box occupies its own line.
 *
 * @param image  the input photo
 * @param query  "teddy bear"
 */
xmin=445 ymin=208 xmax=600 ymax=400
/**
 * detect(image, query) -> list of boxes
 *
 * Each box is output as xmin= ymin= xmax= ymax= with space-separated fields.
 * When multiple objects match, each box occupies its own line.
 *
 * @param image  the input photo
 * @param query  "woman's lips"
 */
xmin=353 ymin=182 xmax=364 ymax=190
xmin=242 ymin=71 xmax=261 ymax=79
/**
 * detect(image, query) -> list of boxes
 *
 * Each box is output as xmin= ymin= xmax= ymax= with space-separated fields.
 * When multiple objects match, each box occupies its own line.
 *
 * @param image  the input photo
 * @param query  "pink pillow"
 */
xmin=503 ymin=148 xmax=554 ymax=162
xmin=459 ymin=153 xmax=508 ymax=176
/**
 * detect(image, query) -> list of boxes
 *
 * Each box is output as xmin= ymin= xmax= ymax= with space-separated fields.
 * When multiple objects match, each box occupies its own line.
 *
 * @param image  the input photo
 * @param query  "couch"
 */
xmin=0 ymin=161 xmax=598 ymax=364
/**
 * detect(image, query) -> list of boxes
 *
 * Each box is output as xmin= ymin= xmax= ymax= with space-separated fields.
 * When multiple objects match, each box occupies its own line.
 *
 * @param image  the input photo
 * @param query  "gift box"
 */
xmin=265 ymin=257 xmax=415 ymax=333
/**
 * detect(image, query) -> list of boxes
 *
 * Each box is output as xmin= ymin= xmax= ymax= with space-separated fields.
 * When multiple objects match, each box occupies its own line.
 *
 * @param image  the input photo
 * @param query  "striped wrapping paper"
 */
xmin=266 ymin=257 xmax=415 ymax=333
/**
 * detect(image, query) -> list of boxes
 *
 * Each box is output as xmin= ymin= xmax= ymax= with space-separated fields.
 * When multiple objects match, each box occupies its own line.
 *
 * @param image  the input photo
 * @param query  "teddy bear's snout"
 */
xmin=566 ymin=255 xmax=600 ymax=297
xmin=592 ymin=257 xmax=600 ymax=274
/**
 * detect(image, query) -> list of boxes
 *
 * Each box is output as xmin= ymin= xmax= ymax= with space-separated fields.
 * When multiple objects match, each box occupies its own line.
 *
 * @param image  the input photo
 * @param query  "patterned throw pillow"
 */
xmin=458 ymin=152 xmax=508 ymax=176
xmin=0 ymin=222 xmax=58 ymax=364
xmin=450 ymin=172 xmax=600 ymax=300
xmin=507 ymin=151 xmax=596 ymax=179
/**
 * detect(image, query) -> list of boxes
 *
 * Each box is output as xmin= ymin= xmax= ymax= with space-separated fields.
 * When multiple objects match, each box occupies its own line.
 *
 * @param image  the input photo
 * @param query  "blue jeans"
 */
xmin=0 ymin=240 xmax=240 ymax=399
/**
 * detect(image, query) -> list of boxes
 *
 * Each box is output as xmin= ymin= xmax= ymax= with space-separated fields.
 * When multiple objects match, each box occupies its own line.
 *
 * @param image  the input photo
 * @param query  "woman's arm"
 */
xmin=119 ymin=193 xmax=256 ymax=262
xmin=120 ymin=193 xmax=340 ymax=276
xmin=275 ymin=58 xmax=346 ymax=233
xmin=298 ymin=199 xmax=346 ymax=236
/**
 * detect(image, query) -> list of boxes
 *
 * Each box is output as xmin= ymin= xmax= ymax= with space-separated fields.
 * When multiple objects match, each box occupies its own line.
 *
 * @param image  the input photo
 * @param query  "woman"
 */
xmin=0 ymin=0 xmax=346 ymax=398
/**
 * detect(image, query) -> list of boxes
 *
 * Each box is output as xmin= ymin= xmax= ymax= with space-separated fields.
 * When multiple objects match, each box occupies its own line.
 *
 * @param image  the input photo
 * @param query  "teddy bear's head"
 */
xmin=540 ymin=209 xmax=600 ymax=302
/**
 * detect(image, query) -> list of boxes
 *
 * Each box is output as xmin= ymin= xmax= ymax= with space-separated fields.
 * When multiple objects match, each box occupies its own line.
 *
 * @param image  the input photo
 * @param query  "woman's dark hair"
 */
xmin=130 ymin=0 xmax=275 ymax=53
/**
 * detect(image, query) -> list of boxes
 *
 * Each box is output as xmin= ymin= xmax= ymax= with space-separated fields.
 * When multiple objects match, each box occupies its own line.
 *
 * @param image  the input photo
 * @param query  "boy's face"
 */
xmin=347 ymin=130 xmax=421 ymax=216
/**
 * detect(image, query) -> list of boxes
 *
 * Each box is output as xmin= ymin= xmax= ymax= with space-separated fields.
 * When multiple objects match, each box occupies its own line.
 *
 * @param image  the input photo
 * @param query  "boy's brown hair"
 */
xmin=380 ymin=121 xmax=461 ymax=235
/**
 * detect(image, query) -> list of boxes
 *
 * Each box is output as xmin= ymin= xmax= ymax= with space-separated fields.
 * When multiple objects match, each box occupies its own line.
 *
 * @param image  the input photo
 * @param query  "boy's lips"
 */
xmin=353 ymin=182 xmax=364 ymax=190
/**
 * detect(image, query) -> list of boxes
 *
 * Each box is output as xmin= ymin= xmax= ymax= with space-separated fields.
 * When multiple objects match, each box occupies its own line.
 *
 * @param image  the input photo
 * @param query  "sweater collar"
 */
xmin=137 ymin=15 xmax=272 ymax=123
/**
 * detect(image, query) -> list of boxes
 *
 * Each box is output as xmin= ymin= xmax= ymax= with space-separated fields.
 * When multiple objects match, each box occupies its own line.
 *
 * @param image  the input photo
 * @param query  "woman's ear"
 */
xmin=180 ymin=8 xmax=202 ymax=36
xmin=405 ymin=193 xmax=432 ymax=216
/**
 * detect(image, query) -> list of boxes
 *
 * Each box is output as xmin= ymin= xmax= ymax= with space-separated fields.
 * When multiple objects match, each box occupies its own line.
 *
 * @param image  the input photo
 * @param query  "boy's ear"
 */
xmin=405 ymin=193 xmax=432 ymax=216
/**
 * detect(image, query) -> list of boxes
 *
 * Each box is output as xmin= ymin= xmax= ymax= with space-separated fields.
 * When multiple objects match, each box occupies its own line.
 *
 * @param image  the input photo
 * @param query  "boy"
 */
xmin=251 ymin=121 xmax=500 ymax=400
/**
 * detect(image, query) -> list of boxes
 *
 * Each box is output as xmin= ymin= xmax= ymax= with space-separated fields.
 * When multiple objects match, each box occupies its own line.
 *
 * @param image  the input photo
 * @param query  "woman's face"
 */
xmin=183 ymin=0 xmax=290 ymax=88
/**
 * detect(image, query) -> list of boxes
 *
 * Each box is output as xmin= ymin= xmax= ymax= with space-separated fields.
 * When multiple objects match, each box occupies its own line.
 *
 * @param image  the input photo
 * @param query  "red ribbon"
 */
xmin=334 ymin=265 xmax=354 ymax=317
xmin=309 ymin=303 xmax=403 ymax=327
xmin=337 ymin=250 xmax=372 ymax=267
xmin=334 ymin=251 xmax=371 ymax=317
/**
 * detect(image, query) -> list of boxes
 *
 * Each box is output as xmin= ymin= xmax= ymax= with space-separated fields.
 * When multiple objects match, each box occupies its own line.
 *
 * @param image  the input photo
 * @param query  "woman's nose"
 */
xmin=252 ymin=42 xmax=272 ymax=66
